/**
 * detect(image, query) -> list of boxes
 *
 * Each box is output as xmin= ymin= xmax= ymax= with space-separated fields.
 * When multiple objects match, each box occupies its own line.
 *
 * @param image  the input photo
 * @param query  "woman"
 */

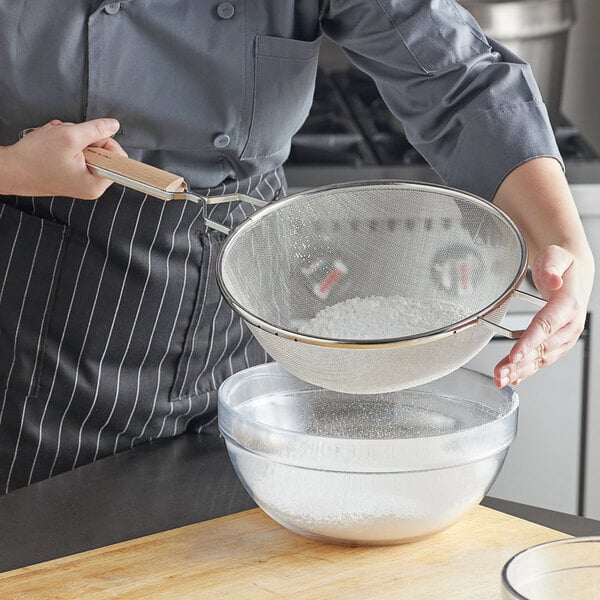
xmin=0 ymin=0 xmax=593 ymax=493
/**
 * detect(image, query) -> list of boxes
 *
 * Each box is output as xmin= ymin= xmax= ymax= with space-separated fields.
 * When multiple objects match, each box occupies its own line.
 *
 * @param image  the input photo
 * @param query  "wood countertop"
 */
xmin=0 ymin=504 xmax=567 ymax=599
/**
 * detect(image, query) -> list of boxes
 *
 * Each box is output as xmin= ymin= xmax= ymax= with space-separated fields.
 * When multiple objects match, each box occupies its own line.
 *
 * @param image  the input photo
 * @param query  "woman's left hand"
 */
xmin=494 ymin=244 xmax=590 ymax=387
xmin=492 ymin=157 xmax=595 ymax=389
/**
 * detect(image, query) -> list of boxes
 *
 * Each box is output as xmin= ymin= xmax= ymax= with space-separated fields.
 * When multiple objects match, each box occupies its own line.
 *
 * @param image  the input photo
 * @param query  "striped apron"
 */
xmin=0 ymin=168 xmax=286 ymax=494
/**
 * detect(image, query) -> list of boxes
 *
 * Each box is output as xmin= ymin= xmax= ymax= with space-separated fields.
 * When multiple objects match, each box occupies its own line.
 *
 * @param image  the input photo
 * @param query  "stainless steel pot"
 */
xmin=459 ymin=0 xmax=576 ymax=127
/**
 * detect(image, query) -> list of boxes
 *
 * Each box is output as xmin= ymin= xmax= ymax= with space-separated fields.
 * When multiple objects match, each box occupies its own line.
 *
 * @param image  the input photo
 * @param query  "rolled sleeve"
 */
xmin=445 ymin=98 xmax=563 ymax=200
xmin=321 ymin=0 xmax=563 ymax=200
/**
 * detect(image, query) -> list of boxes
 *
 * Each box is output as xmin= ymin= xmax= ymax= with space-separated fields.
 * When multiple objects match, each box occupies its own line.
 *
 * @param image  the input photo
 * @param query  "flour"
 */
xmin=298 ymin=295 xmax=468 ymax=339
xmin=232 ymin=448 xmax=500 ymax=544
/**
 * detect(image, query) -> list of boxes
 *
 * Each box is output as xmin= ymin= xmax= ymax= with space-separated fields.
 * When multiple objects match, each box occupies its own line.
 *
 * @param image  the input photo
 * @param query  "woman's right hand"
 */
xmin=0 ymin=118 xmax=127 ymax=199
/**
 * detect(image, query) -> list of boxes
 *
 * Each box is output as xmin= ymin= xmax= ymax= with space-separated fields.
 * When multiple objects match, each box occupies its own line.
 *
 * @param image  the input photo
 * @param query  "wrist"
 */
xmin=0 ymin=144 xmax=25 ymax=196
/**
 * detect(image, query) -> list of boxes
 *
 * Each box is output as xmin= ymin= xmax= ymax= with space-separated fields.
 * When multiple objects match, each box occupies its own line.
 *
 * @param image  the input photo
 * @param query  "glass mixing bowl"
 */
xmin=502 ymin=537 xmax=600 ymax=599
xmin=218 ymin=363 xmax=518 ymax=545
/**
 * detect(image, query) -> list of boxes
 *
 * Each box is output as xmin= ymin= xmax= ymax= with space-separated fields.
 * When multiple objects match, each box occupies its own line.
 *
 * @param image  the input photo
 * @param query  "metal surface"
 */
xmin=18 ymin=128 xmax=268 ymax=236
xmin=459 ymin=0 xmax=576 ymax=126
xmin=21 ymin=134 xmax=537 ymax=394
xmin=286 ymin=67 xmax=599 ymax=176
xmin=479 ymin=290 xmax=547 ymax=338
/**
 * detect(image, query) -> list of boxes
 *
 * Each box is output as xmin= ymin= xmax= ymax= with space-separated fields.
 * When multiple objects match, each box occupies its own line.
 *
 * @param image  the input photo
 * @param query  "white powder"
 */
xmin=298 ymin=295 xmax=468 ymax=339
xmin=232 ymin=450 xmax=500 ymax=544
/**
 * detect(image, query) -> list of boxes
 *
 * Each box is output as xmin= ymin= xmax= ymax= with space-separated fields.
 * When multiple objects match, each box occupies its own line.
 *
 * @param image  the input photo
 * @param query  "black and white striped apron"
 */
xmin=0 ymin=168 xmax=286 ymax=494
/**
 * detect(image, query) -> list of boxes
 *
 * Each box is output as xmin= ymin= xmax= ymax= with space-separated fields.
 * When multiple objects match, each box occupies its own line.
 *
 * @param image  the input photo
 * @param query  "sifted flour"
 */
xmin=298 ymin=295 xmax=468 ymax=339
xmin=233 ymin=450 xmax=501 ymax=544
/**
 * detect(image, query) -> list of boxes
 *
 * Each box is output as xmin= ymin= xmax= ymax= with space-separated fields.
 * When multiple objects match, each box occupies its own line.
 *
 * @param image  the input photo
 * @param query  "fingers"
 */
xmin=24 ymin=119 xmax=121 ymax=157
xmin=47 ymin=119 xmax=126 ymax=160
xmin=510 ymin=341 xmax=571 ymax=384
xmin=495 ymin=322 xmax=579 ymax=387
xmin=493 ymin=285 xmax=585 ymax=387
xmin=508 ymin=311 xmax=582 ymax=380
xmin=89 ymin=136 xmax=128 ymax=158
xmin=8 ymin=118 xmax=124 ymax=199
xmin=57 ymin=118 xmax=121 ymax=151
xmin=510 ymin=300 xmax=569 ymax=361
xmin=53 ymin=119 xmax=123 ymax=198
xmin=493 ymin=247 xmax=586 ymax=388
xmin=509 ymin=254 xmax=581 ymax=365
xmin=83 ymin=134 xmax=127 ymax=198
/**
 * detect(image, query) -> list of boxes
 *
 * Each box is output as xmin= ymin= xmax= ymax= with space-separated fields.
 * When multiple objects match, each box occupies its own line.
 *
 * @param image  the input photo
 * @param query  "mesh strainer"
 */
xmin=83 ymin=150 xmax=544 ymax=394
xmin=216 ymin=181 xmax=544 ymax=393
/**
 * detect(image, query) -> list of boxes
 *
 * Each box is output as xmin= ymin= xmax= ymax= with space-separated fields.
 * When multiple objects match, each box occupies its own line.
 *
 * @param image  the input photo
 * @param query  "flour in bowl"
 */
xmin=298 ymin=295 xmax=468 ymax=339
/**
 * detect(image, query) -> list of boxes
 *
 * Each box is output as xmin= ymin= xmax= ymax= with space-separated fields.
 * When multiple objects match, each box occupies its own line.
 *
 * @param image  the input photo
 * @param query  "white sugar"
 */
xmin=298 ymin=295 xmax=467 ymax=339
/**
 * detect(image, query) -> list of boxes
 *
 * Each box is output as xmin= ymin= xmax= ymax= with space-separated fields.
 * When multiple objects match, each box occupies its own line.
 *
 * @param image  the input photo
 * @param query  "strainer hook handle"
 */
xmin=83 ymin=147 xmax=267 ymax=234
xmin=478 ymin=289 xmax=546 ymax=340
xmin=18 ymin=130 xmax=267 ymax=236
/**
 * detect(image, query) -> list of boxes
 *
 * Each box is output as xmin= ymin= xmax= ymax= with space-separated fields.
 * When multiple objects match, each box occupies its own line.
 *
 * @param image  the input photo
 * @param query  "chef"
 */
xmin=0 ymin=1 xmax=594 ymax=493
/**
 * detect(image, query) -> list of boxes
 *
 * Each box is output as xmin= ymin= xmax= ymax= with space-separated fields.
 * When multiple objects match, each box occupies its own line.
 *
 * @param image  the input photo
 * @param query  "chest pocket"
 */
xmin=240 ymin=35 xmax=322 ymax=161
xmin=0 ymin=202 xmax=68 ymax=397
xmin=86 ymin=1 xmax=247 ymax=154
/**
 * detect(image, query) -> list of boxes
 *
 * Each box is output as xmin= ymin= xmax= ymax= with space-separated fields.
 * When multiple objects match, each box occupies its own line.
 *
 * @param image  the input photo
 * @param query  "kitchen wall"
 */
xmin=563 ymin=0 xmax=600 ymax=151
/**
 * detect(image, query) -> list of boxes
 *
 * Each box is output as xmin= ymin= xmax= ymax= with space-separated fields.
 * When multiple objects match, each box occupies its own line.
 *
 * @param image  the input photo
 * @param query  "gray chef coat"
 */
xmin=0 ymin=0 xmax=561 ymax=200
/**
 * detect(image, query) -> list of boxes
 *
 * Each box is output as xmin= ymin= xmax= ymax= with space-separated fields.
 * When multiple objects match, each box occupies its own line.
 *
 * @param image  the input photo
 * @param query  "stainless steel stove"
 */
xmin=283 ymin=66 xmax=600 ymax=520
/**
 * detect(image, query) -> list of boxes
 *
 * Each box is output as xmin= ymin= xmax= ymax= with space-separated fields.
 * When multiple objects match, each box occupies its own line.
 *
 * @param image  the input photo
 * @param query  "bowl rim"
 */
xmin=217 ymin=363 xmax=519 ymax=472
xmin=501 ymin=536 xmax=600 ymax=598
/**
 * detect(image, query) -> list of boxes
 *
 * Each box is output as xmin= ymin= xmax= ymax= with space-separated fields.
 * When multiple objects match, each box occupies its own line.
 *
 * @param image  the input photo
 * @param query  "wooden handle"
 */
xmin=84 ymin=147 xmax=187 ymax=193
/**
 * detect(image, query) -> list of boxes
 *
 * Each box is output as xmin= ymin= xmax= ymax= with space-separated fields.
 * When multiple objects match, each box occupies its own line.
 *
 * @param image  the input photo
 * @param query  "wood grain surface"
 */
xmin=0 ymin=506 xmax=568 ymax=599
xmin=84 ymin=147 xmax=186 ymax=192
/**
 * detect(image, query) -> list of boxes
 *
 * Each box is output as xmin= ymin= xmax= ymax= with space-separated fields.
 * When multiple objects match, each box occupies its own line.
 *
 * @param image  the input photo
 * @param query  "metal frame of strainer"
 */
xmin=16 ymin=134 xmax=269 ymax=234
xmin=216 ymin=180 xmax=546 ymax=349
xmin=80 ymin=146 xmax=268 ymax=233
xmin=76 ymin=148 xmax=544 ymax=348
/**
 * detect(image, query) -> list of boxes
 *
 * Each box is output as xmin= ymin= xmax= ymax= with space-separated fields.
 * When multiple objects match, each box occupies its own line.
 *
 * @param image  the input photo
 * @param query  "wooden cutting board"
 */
xmin=0 ymin=506 xmax=567 ymax=599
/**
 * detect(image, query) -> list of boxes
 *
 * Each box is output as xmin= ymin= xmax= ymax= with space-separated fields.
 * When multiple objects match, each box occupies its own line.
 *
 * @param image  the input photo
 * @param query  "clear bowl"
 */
xmin=502 ymin=537 xmax=600 ymax=599
xmin=218 ymin=362 xmax=518 ymax=545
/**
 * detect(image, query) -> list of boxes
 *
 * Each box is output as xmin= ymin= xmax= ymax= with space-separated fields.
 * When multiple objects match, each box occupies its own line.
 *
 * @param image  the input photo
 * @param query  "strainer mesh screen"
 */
xmin=219 ymin=182 xmax=524 ymax=393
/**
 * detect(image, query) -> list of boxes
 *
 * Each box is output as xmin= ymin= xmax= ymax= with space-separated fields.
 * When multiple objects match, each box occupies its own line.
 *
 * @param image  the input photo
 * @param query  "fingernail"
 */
xmin=500 ymin=367 xmax=510 ymax=378
xmin=500 ymin=377 xmax=509 ymax=387
xmin=106 ymin=119 xmax=120 ymax=133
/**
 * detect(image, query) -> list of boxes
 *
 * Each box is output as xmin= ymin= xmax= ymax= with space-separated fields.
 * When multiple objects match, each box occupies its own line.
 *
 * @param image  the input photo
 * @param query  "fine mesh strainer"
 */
xmin=217 ymin=181 xmax=545 ymax=393
xmin=83 ymin=149 xmax=544 ymax=394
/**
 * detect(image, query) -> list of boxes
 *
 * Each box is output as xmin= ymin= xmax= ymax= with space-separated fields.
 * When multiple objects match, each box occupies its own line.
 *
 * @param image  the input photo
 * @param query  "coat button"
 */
xmin=104 ymin=3 xmax=121 ymax=14
xmin=213 ymin=133 xmax=231 ymax=149
xmin=216 ymin=2 xmax=235 ymax=19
